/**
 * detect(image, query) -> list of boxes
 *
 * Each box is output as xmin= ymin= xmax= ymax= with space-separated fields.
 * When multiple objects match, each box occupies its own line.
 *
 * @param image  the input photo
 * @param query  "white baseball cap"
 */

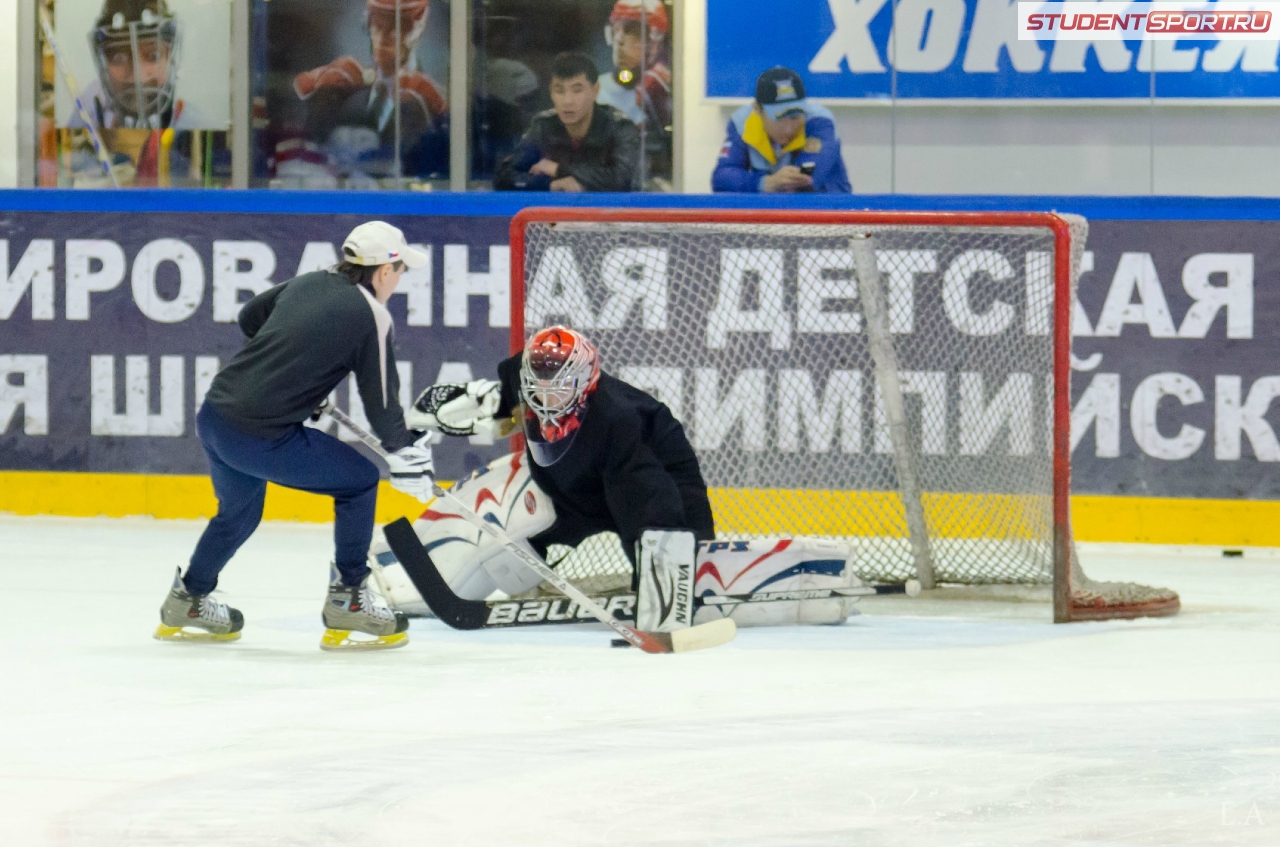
xmin=341 ymin=221 xmax=429 ymax=268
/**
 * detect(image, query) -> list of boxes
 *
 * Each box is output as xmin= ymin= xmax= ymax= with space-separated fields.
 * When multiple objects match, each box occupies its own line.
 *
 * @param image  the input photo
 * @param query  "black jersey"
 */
xmin=205 ymin=271 xmax=416 ymax=451
xmin=495 ymin=355 xmax=713 ymax=562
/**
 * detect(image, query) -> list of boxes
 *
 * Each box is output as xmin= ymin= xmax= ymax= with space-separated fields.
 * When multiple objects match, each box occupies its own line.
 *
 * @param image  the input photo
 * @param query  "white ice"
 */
xmin=2 ymin=515 xmax=1277 ymax=847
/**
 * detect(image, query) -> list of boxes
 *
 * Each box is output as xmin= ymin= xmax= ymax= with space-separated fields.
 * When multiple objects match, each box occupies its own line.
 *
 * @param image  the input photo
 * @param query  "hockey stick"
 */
xmin=329 ymin=407 xmax=736 ymax=654
xmin=375 ymin=569 xmax=920 ymax=631
xmin=38 ymin=7 xmax=121 ymax=188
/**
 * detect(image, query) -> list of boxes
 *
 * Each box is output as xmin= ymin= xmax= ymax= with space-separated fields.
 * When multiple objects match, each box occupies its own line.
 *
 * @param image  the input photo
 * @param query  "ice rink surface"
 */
xmin=2 ymin=515 xmax=1277 ymax=847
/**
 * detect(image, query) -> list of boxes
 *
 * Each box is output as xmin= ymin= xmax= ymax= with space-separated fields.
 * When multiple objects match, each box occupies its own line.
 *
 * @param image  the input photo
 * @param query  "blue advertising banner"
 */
xmin=706 ymin=0 xmax=1280 ymax=100
xmin=1 ymin=197 xmax=1278 ymax=501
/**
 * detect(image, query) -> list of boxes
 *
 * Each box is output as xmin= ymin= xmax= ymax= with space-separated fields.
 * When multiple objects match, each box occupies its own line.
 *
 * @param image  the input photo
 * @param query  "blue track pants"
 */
xmin=185 ymin=403 xmax=380 ymax=594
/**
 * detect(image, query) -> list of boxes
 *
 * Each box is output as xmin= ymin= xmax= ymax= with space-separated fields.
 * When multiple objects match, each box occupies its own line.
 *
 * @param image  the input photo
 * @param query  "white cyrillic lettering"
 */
xmin=1093 ymin=253 xmax=1176 ymax=337
xmin=963 ymin=0 xmax=1045 ymax=72
xmin=778 ymin=369 xmax=863 ymax=453
xmin=394 ymin=244 xmax=433 ymax=327
xmin=1072 ymin=251 xmax=1096 ymax=337
xmin=809 ymin=0 xmax=892 ymax=73
xmin=797 ymin=250 xmax=860 ymax=334
xmin=212 ymin=241 xmax=276 ymax=323
xmin=1179 ymin=253 xmax=1252 ymax=339
xmin=131 ymin=239 xmax=204 ymax=324
xmin=194 ymin=356 xmax=219 ymax=419
xmin=877 ymin=249 xmax=935 ymax=333
xmin=0 ymin=240 xmax=55 ymax=321
xmin=1201 ymin=40 xmax=1279 ymax=72
xmin=526 ymin=246 xmax=595 ymax=329
xmin=65 ymin=240 xmax=126 ymax=321
xmin=888 ymin=0 xmax=966 ymax=72
xmin=90 ymin=355 xmax=185 ymax=436
xmin=873 ymin=371 xmax=947 ymax=455
xmin=294 ymin=242 xmax=339 ymax=275
xmin=1070 ymin=372 xmax=1120 ymax=457
xmin=942 ymin=250 xmax=1016 ymax=336
xmin=598 ymin=247 xmax=668 ymax=330
xmin=1130 ymin=372 xmax=1205 ymax=460
xmin=707 ymin=249 xmax=789 ymax=350
xmin=1215 ymin=375 xmax=1280 ymax=461
xmin=693 ymin=368 xmax=767 ymax=452
xmin=1024 ymin=251 xmax=1053 ymax=336
xmin=959 ymin=372 xmax=1034 ymax=455
xmin=443 ymin=245 xmax=510 ymax=328
xmin=0 ymin=355 xmax=49 ymax=435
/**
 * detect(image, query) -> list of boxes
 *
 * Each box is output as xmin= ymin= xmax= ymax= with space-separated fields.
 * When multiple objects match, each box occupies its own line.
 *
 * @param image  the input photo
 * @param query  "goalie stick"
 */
xmin=328 ymin=407 xmax=736 ymax=654
xmin=374 ymin=541 xmax=920 ymax=631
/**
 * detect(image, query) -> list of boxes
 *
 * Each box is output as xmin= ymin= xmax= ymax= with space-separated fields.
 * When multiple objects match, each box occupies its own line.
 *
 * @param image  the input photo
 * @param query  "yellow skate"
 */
xmin=154 ymin=568 xmax=244 ymax=643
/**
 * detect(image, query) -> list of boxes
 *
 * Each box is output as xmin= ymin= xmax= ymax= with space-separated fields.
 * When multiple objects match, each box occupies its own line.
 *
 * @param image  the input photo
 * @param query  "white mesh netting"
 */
xmin=514 ymin=213 xmax=1178 ymax=618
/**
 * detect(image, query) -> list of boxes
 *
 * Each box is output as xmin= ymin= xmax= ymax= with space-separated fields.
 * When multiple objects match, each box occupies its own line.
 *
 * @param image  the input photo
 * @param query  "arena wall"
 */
xmin=2 ymin=191 xmax=1278 ymax=545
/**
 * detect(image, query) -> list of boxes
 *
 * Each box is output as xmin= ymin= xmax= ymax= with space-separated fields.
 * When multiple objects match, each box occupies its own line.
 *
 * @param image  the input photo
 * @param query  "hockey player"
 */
xmin=374 ymin=327 xmax=865 ymax=629
xmin=66 ymin=0 xmax=205 ymax=186
xmin=595 ymin=0 xmax=673 ymax=184
xmin=69 ymin=0 xmax=205 ymax=132
xmin=712 ymin=66 xmax=850 ymax=194
xmin=155 ymin=221 xmax=434 ymax=651
xmin=292 ymin=0 xmax=447 ymax=182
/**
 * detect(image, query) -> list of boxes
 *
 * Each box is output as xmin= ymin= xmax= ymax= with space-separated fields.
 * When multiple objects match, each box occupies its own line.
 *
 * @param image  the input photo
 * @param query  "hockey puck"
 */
xmin=611 ymin=638 xmax=632 ymax=648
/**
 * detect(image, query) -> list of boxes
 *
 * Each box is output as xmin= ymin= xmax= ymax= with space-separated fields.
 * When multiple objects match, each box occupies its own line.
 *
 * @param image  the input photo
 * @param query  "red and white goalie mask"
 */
xmin=520 ymin=327 xmax=600 ymax=466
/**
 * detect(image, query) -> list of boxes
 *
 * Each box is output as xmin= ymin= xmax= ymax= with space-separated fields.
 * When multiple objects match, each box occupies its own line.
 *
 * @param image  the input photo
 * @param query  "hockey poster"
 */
xmin=53 ymin=0 xmax=232 ymax=131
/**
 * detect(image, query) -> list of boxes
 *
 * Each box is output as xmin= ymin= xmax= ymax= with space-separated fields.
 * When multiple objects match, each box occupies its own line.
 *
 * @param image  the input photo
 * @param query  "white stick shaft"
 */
xmin=38 ymin=8 xmax=120 ymax=188
xmin=327 ymin=407 xmax=648 ymax=648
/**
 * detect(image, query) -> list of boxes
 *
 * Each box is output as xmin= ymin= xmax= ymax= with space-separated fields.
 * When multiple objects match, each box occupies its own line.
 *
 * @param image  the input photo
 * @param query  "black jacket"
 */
xmin=204 ymin=271 xmax=416 ymax=451
xmin=493 ymin=104 xmax=640 ymax=192
xmin=495 ymin=355 xmax=714 ymax=561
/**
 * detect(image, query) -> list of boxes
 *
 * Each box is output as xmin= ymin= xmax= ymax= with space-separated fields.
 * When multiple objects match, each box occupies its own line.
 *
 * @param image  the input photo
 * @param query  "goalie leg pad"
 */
xmin=369 ymin=546 xmax=431 ymax=617
xmin=636 ymin=529 xmax=696 ymax=632
xmin=378 ymin=452 xmax=557 ymax=610
xmin=693 ymin=538 xmax=863 ymax=627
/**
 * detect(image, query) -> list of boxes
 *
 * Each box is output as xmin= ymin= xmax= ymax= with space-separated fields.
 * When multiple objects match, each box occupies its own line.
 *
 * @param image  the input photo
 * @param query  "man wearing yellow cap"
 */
xmin=712 ymin=67 xmax=850 ymax=194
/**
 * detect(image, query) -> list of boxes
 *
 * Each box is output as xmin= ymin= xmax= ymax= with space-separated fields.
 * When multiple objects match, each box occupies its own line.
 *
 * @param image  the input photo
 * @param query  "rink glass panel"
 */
xmin=515 ymin=214 xmax=1075 ymax=589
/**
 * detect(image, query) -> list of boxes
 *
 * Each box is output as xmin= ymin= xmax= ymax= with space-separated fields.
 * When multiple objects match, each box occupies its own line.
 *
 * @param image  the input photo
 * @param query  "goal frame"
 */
xmin=509 ymin=207 xmax=1078 ymax=622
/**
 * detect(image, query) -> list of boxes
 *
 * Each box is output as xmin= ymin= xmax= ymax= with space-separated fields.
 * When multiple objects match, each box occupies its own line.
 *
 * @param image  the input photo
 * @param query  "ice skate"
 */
xmin=154 ymin=568 xmax=244 ymax=642
xmin=320 ymin=564 xmax=410 ymax=651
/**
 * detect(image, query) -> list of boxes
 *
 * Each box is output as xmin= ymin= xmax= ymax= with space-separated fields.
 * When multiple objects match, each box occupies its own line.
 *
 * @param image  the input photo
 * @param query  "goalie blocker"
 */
xmin=371 ymin=451 xmax=867 ymax=628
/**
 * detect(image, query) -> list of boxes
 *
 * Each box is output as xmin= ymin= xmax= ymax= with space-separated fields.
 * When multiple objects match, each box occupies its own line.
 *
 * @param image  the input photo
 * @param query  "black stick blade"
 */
xmin=383 ymin=517 xmax=491 ymax=630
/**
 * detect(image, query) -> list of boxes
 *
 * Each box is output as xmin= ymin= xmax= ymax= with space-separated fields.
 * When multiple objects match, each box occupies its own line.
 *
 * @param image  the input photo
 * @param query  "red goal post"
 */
xmin=508 ymin=207 xmax=1178 ymax=623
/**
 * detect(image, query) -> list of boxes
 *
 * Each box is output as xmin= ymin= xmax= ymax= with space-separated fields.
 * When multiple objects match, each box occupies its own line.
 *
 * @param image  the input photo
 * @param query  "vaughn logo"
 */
xmin=1020 ymin=2 xmax=1276 ymax=40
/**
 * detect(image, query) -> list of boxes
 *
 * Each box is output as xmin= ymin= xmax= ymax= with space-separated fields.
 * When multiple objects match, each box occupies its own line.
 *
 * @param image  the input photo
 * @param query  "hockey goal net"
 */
xmin=509 ymin=208 xmax=1179 ymax=622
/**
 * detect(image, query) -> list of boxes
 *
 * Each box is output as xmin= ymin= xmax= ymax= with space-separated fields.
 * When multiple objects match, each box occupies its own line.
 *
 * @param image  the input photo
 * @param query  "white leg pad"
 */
xmin=693 ymin=538 xmax=863 ymax=627
xmin=636 ymin=529 xmax=696 ymax=632
xmin=378 ymin=451 xmax=557 ymax=610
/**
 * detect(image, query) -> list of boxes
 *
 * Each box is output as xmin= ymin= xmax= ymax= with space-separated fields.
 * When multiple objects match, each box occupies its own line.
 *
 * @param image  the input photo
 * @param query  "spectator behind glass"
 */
xmin=494 ymin=52 xmax=640 ymax=192
xmin=712 ymin=66 xmax=851 ymax=194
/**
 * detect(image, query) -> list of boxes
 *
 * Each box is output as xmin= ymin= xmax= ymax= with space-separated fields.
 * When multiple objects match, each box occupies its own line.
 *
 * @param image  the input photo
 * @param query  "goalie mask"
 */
xmin=90 ymin=0 xmax=180 ymax=129
xmin=520 ymin=327 xmax=599 ymax=466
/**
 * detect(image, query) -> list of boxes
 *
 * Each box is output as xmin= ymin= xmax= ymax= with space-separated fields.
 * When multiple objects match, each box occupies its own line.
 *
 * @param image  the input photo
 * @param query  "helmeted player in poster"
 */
xmin=373 ymin=327 xmax=869 ymax=630
xmin=66 ymin=0 xmax=206 ymax=186
xmin=68 ymin=0 xmax=206 ymax=132
xmin=292 ymin=0 xmax=448 ymax=181
xmin=595 ymin=0 xmax=673 ymax=185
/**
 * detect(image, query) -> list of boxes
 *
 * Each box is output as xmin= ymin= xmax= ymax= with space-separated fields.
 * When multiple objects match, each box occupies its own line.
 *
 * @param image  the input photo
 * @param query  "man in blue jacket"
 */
xmin=712 ymin=67 xmax=850 ymax=194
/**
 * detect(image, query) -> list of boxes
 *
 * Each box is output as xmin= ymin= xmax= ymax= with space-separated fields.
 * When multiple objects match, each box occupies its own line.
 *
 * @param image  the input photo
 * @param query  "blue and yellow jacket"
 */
xmin=711 ymin=102 xmax=850 ymax=194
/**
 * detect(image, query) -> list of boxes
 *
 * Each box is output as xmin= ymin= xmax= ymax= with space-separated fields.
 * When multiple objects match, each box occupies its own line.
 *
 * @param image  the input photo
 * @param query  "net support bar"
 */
xmin=852 ymin=234 xmax=937 ymax=590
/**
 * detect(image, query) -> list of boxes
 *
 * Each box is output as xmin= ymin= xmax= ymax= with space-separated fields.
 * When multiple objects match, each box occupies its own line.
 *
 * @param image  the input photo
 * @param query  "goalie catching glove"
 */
xmin=406 ymin=380 xmax=503 ymax=438
xmin=385 ymin=435 xmax=435 ymax=502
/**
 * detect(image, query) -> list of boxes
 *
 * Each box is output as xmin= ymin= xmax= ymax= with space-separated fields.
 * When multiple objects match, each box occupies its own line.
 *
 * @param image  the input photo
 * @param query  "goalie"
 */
xmin=374 ymin=326 xmax=865 ymax=628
